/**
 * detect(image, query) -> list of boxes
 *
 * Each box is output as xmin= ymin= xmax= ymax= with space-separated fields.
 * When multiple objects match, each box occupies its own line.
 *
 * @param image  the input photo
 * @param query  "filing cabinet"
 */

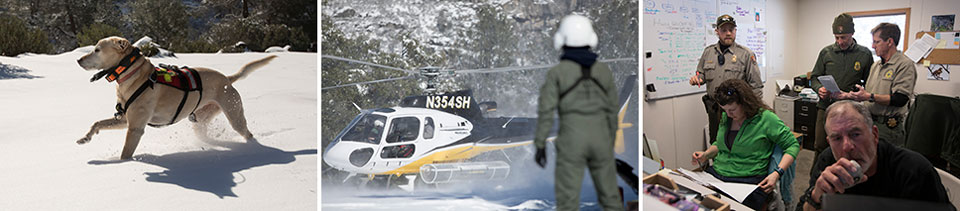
xmin=774 ymin=96 xmax=798 ymax=130
xmin=794 ymin=99 xmax=819 ymax=150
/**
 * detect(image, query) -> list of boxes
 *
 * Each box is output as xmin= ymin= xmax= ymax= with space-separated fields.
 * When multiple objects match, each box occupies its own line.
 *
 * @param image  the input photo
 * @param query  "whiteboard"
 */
xmin=642 ymin=0 xmax=767 ymax=100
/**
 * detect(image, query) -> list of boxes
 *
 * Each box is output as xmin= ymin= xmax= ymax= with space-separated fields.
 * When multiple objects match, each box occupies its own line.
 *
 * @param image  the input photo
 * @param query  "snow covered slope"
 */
xmin=322 ymin=139 xmax=638 ymax=210
xmin=0 ymin=51 xmax=317 ymax=210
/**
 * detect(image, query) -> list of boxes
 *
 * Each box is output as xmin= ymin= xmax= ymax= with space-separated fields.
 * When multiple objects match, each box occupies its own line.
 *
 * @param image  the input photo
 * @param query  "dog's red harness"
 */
xmin=154 ymin=65 xmax=202 ymax=91
xmin=148 ymin=64 xmax=204 ymax=127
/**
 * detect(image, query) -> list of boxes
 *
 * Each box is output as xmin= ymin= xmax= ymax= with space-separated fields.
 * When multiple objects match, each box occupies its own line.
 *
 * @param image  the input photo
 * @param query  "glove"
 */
xmin=535 ymin=147 xmax=547 ymax=168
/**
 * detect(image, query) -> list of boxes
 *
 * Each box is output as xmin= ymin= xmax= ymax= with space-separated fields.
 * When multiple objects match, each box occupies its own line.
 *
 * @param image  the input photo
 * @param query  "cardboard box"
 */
xmin=697 ymin=194 xmax=731 ymax=211
xmin=642 ymin=171 xmax=678 ymax=190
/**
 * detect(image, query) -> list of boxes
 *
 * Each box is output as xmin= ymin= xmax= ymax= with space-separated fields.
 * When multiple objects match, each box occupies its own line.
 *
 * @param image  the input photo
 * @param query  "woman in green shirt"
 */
xmin=691 ymin=79 xmax=800 ymax=209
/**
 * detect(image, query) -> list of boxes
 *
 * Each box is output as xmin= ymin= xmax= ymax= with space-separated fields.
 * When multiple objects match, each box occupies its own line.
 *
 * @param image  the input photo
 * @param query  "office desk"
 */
xmin=823 ymin=194 xmax=955 ymax=211
xmin=642 ymin=194 xmax=680 ymax=211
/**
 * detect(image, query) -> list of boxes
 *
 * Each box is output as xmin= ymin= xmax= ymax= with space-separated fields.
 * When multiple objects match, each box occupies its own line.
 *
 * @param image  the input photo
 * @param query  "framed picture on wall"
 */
xmin=932 ymin=15 xmax=956 ymax=31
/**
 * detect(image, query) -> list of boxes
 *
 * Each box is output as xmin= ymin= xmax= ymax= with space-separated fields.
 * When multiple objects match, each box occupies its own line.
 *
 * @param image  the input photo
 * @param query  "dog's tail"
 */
xmin=228 ymin=55 xmax=278 ymax=84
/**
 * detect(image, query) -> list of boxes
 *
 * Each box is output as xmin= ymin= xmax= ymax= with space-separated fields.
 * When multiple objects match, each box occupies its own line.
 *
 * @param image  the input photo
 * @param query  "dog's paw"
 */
xmin=77 ymin=137 xmax=91 ymax=145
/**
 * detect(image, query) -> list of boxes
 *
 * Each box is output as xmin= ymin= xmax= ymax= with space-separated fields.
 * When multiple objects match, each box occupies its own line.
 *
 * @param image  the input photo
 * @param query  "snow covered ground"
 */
xmin=0 ymin=50 xmax=317 ymax=209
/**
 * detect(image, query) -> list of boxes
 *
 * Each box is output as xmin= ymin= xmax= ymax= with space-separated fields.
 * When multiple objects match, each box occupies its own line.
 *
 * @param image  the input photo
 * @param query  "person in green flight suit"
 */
xmin=533 ymin=14 xmax=623 ymax=211
xmin=811 ymin=13 xmax=874 ymax=157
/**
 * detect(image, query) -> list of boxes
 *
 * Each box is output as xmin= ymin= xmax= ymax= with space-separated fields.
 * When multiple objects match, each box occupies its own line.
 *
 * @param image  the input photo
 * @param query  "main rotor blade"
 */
xmin=456 ymin=64 xmax=555 ymax=74
xmin=321 ymin=55 xmax=416 ymax=74
xmin=599 ymin=57 xmax=637 ymax=63
xmin=455 ymin=57 xmax=637 ymax=74
xmin=322 ymin=75 xmax=415 ymax=91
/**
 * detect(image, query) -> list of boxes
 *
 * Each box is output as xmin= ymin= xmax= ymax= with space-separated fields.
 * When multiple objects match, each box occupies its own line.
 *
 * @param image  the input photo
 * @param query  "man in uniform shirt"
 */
xmin=689 ymin=14 xmax=764 ymax=143
xmin=799 ymin=100 xmax=950 ymax=211
xmin=836 ymin=23 xmax=916 ymax=146
xmin=811 ymin=13 xmax=874 ymax=156
xmin=534 ymin=14 xmax=623 ymax=211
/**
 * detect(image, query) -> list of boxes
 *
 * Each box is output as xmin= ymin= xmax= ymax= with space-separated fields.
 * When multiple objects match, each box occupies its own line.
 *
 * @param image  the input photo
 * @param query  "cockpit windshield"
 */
xmin=339 ymin=114 xmax=387 ymax=145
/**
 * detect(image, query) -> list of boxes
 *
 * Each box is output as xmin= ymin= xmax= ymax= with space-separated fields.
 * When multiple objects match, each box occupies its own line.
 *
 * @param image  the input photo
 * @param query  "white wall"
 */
xmin=642 ymin=0 xmax=800 ymax=169
xmin=797 ymin=0 xmax=960 ymax=97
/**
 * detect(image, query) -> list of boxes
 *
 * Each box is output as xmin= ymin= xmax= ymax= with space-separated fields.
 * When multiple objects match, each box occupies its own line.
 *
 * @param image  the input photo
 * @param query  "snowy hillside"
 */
xmin=0 ymin=51 xmax=317 ymax=209
xmin=323 ymin=0 xmax=638 ymax=117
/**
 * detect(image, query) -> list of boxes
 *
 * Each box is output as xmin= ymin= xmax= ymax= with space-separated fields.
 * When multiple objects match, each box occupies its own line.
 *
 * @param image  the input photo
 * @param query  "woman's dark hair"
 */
xmin=713 ymin=79 xmax=771 ymax=119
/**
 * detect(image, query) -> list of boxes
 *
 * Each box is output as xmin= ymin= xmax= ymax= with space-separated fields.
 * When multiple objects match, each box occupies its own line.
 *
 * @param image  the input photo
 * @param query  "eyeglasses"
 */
xmin=724 ymin=87 xmax=737 ymax=96
xmin=715 ymin=87 xmax=738 ymax=106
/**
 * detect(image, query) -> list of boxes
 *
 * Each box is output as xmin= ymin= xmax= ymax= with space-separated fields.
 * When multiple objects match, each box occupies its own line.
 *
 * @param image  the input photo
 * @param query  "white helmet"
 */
xmin=553 ymin=15 xmax=598 ymax=50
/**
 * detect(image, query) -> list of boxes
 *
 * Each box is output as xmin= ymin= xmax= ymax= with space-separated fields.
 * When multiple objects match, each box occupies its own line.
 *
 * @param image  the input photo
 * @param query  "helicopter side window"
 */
xmin=340 ymin=114 xmax=386 ymax=145
xmin=423 ymin=117 xmax=434 ymax=140
xmin=386 ymin=117 xmax=420 ymax=143
xmin=380 ymin=144 xmax=415 ymax=159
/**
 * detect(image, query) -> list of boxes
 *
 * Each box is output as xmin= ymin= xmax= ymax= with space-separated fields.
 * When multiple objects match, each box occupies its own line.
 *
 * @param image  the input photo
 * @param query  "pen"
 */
xmin=696 ymin=157 xmax=707 ymax=171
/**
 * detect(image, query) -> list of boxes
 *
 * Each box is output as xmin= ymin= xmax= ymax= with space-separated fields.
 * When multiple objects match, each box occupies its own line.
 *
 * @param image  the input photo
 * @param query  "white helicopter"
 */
xmin=321 ymin=55 xmax=639 ymax=189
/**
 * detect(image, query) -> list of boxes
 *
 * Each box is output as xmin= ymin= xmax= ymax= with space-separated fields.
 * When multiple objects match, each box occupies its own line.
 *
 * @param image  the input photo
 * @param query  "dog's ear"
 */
xmin=115 ymin=38 xmax=131 ymax=52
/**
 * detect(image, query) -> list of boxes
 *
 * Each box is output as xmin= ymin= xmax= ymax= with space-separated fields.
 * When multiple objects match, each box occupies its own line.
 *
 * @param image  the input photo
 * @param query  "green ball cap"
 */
xmin=833 ymin=13 xmax=855 ymax=34
xmin=716 ymin=14 xmax=736 ymax=28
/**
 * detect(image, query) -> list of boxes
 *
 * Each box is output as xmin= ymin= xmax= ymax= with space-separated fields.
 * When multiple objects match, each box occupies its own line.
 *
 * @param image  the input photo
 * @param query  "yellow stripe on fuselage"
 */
xmin=379 ymin=142 xmax=530 ymax=176
xmin=615 ymin=97 xmax=633 ymax=154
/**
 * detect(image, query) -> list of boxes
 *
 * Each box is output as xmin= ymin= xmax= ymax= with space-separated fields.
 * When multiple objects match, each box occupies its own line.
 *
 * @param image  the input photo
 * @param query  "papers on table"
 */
xmin=905 ymin=33 xmax=938 ymax=63
xmin=674 ymin=168 xmax=760 ymax=203
xmin=817 ymin=75 xmax=843 ymax=93
xmin=677 ymin=168 xmax=723 ymax=184
xmin=711 ymin=182 xmax=761 ymax=204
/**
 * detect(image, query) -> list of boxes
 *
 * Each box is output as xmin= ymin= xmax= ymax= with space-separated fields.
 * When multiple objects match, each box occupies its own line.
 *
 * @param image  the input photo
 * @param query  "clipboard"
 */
xmin=817 ymin=75 xmax=843 ymax=93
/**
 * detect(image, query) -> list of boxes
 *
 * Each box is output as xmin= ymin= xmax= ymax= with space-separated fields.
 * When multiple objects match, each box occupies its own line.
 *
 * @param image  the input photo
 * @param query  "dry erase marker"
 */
xmin=695 ymin=72 xmax=702 ymax=87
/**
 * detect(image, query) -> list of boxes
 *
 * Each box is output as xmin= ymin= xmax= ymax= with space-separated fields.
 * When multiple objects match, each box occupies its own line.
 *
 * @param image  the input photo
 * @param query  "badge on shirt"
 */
xmin=887 ymin=117 xmax=898 ymax=128
xmin=854 ymin=61 xmax=861 ymax=71
xmin=884 ymin=70 xmax=894 ymax=79
xmin=732 ymin=55 xmax=737 ymax=62
xmin=707 ymin=60 xmax=714 ymax=64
